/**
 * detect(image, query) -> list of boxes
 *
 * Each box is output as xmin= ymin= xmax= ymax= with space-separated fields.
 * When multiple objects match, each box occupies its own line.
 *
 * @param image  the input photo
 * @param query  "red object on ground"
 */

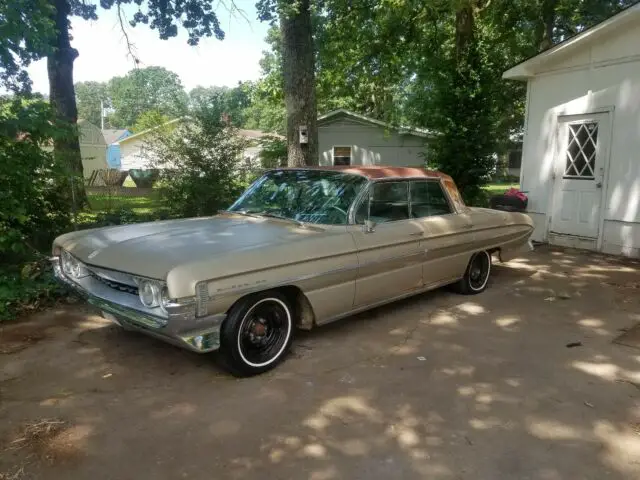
xmin=504 ymin=188 xmax=528 ymax=203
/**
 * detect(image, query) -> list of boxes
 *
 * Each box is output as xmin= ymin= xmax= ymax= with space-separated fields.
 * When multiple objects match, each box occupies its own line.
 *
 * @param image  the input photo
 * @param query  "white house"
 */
xmin=42 ymin=119 xmax=107 ymax=179
xmin=503 ymin=4 xmax=640 ymax=258
xmin=317 ymin=109 xmax=431 ymax=167
xmin=116 ymin=118 xmax=281 ymax=171
xmin=117 ymin=118 xmax=184 ymax=170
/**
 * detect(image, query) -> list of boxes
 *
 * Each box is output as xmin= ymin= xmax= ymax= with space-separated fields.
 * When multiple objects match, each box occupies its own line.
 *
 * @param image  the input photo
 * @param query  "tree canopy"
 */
xmin=108 ymin=66 xmax=189 ymax=129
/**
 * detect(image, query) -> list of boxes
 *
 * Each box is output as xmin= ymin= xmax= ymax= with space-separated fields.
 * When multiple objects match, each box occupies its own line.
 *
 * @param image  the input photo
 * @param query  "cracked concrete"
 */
xmin=1 ymin=245 xmax=639 ymax=479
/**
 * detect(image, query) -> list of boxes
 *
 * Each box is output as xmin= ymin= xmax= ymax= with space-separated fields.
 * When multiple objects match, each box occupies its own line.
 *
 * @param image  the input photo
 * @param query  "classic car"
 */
xmin=52 ymin=166 xmax=534 ymax=376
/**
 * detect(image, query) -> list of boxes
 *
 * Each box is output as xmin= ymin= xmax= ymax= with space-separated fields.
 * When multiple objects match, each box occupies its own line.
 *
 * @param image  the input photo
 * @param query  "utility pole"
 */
xmin=100 ymin=100 xmax=105 ymax=130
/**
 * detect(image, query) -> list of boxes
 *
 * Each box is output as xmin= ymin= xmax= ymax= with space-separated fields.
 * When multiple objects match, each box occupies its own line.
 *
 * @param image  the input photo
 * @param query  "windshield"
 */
xmin=228 ymin=170 xmax=367 ymax=225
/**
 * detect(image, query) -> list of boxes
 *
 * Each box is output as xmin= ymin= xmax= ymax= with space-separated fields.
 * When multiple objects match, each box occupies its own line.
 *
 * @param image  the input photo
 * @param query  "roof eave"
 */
xmin=502 ymin=65 xmax=532 ymax=81
xmin=318 ymin=109 xmax=433 ymax=138
xmin=501 ymin=3 xmax=640 ymax=80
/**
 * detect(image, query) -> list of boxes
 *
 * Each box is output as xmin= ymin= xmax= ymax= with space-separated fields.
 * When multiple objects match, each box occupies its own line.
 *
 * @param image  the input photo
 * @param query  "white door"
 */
xmin=551 ymin=113 xmax=610 ymax=238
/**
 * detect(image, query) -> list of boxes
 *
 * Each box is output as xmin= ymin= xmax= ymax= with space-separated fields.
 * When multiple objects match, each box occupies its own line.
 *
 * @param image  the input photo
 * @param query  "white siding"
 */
xmin=318 ymin=119 xmax=426 ymax=167
xmin=520 ymin=21 xmax=640 ymax=256
xmin=46 ymin=121 xmax=107 ymax=178
xmin=119 ymin=136 xmax=157 ymax=170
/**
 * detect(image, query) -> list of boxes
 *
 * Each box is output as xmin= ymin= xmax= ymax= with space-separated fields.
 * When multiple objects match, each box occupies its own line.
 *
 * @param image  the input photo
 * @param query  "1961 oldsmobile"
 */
xmin=52 ymin=166 xmax=533 ymax=376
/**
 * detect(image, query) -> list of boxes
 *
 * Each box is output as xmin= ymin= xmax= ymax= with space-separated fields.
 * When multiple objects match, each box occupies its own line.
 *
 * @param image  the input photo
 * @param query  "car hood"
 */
xmin=54 ymin=214 xmax=326 ymax=280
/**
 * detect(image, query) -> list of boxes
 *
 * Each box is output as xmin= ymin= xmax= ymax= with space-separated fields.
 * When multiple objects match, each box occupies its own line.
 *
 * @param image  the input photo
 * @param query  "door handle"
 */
xmin=596 ymin=182 xmax=602 ymax=188
xmin=409 ymin=231 xmax=424 ymax=237
xmin=463 ymin=223 xmax=473 ymax=229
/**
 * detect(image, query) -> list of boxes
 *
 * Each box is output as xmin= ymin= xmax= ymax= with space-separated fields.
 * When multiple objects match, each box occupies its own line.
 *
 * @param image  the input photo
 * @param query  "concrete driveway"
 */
xmin=1 ymin=246 xmax=639 ymax=480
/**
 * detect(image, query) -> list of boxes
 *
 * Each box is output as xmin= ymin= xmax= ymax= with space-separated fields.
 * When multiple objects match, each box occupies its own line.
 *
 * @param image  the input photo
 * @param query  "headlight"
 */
xmin=61 ymin=250 xmax=88 ymax=279
xmin=134 ymin=277 xmax=171 ymax=311
xmin=61 ymin=250 xmax=74 ymax=276
xmin=138 ymin=280 xmax=161 ymax=308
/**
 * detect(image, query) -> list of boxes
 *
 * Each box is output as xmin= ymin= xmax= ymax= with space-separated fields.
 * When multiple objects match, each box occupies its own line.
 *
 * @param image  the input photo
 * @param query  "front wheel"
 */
xmin=219 ymin=291 xmax=294 ymax=377
xmin=453 ymin=250 xmax=492 ymax=295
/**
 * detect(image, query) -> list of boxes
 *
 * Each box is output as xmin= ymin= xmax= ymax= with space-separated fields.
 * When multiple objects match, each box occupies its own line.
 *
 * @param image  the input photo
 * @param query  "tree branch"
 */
xmin=117 ymin=3 xmax=139 ymax=66
xmin=218 ymin=0 xmax=251 ymax=29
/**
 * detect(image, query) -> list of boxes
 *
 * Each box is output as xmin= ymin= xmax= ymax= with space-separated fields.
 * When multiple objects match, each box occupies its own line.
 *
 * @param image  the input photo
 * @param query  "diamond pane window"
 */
xmin=564 ymin=122 xmax=598 ymax=179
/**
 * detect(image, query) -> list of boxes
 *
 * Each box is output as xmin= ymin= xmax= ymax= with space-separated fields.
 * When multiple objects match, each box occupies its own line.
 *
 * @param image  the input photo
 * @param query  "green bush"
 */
xmin=89 ymin=207 xmax=171 ymax=227
xmin=0 ymin=96 xmax=73 ymax=263
xmin=146 ymin=102 xmax=250 ymax=217
xmin=258 ymin=135 xmax=287 ymax=169
xmin=0 ymin=96 xmax=76 ymax=321
xmin=0 ymin=260 xmax=68 ymax=321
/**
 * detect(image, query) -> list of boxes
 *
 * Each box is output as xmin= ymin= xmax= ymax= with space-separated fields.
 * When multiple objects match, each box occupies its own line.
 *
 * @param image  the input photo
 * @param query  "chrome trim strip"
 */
xmin=53 ymin=260 xmax=169 ymax=327
xmin=212 ymin=262 xmax=359 ymax=296
xmin=52 ymin=259 xmax=224 ymax=353
xmin=318 ymin=276 xmax=461 ymax=326
xmin=212 ymin=249 xmax=424 ymax=299
xmin=87 ymin=266 xmax=138 ymax=287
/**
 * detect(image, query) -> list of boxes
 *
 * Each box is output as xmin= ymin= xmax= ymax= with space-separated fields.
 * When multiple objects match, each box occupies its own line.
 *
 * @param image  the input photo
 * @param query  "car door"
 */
xmin=348 ymin=180 xmax=425 ymax=307
xmin=409 ymin=180 xmax=475 ymax=286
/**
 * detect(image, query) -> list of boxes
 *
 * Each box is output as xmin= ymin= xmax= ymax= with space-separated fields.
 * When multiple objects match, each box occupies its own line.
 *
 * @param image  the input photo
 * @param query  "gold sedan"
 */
xmin=52 ymin=167 xmax=533 ymax=376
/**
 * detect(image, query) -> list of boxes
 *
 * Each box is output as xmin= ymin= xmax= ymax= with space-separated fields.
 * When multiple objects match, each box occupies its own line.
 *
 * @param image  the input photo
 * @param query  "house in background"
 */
xmin=42 ymin=120 xmax=107 ymax=179
xmin=503 ymin=3 xmax=640 ymax=258
xmin=317 ymin=109 xmax=431 ymax=167
xmin=102 ymin=128 xmax=131 ymax=169
xmin=116 ymin=118 xmax=279 ymax=171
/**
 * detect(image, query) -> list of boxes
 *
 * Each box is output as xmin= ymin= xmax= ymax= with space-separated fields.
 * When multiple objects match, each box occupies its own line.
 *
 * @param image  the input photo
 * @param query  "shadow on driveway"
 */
xmin=1 ymin=245 xmax=639 ymax=479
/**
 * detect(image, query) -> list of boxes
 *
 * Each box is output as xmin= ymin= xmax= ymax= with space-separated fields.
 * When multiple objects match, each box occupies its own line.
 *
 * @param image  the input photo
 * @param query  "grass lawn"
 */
xmin=483 ymin=183 xmax=520 ymax=194
xmin=87 ymin=193 xmax=162 ymax=214
xmin=78 ymin=191 xmax=165 ymax=226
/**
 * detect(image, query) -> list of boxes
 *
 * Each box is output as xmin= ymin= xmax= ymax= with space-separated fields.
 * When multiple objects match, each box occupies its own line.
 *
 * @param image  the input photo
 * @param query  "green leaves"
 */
xmin=0 ymin=0 xmax=56 ymax=93
xmin=76 ymin=81 xmax=110 ymax=126
xmin=145 ymin=101 xmax=251 ymax=218
xmin=107 ymin=66 xmax=189 ymax=129
xmin=0 ymin=96 xmax=73 ymax=262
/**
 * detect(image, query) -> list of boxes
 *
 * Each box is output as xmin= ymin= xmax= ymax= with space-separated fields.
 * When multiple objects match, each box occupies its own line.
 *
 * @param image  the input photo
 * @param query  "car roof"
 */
xmin=277 ymin=165 xmax=452 ymax=181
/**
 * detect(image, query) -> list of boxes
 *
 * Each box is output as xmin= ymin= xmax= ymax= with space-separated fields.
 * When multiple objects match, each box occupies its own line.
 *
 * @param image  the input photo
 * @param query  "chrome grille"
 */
xmin=90 ymin=272 xmax=139 ymax=296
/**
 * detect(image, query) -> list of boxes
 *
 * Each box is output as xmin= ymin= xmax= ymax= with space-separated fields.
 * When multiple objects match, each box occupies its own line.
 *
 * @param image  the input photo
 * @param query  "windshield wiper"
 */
xmin=223 ymin=209 xmax=260 ymax=218
xmin=225 ymin=209 xmax=305 ymax=227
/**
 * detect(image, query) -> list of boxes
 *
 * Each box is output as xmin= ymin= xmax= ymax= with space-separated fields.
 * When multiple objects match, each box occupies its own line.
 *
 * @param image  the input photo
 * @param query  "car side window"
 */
xmin=355 ymin=181 xmax=410 ymax=223
xmin=410 ymin=181 xmax=453 ymax=218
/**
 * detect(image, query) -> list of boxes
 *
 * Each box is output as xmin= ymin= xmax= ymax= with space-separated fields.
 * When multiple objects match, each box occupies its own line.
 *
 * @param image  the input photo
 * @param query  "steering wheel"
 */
xmin=329 ymin=205 xmax=348 ymax=222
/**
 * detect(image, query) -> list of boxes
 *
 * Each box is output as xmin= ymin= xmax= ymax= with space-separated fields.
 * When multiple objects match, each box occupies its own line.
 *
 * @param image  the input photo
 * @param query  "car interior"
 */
xmin=356 ymin=180 xmax=452 ymax=223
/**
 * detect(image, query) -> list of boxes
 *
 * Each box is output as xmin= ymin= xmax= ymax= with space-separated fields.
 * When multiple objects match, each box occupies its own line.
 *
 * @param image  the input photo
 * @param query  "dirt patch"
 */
xmin=0 ymin=246 xmax=639 ymax=480
xmin=614 ymin=323 xmax=640 ymax=350
xmin=0 ymin=328 xmax=47 ymax=355
xmin=0 ymin=418 xmax=86 ymax=479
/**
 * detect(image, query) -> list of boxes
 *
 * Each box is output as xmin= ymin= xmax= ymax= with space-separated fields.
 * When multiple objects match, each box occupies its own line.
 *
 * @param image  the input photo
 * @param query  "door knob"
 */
xmin=596 ymin=182 xmax=602 ymax=188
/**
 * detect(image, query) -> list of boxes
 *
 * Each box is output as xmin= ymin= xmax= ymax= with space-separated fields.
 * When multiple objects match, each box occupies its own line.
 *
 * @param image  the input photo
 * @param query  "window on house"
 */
xmin=410 ymin=181 xmax=453 ymax=218
xmin=355 ymin=181 xmax=410 ymax=223
xmin=333 ymin=146 xmax=352 ymax=166
xmin=564 ymin=122 xmax=598 ymax=179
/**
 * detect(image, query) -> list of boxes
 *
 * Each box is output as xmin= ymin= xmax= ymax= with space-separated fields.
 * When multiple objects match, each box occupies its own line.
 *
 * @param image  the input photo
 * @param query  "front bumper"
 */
xmin=52 ymin=260 xmax=225 ymax=353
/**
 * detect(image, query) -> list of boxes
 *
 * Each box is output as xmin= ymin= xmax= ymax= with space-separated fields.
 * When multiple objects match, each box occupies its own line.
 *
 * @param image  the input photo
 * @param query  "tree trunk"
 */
xmin=47 ymin=0 xmax=86 ymax=211
xmin=537 ymin=0 xmax=557 ymax=50
xmin=455 ymin=2 xmax=475 ymax=63
xmin=279 ymin=0 xmax=318 ymax=167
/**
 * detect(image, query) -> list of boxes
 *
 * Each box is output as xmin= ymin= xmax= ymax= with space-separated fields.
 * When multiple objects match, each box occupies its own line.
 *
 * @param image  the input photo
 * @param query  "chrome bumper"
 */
xmin=52 ymin=260 xmax=225 ymax=353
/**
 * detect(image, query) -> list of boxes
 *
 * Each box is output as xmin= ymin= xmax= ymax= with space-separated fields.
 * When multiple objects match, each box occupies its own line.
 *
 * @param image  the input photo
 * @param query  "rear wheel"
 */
xmin=219 ymin=291 xmax=294 ymax=377
xmin=453 ymin=250 xmax=492 ymax=295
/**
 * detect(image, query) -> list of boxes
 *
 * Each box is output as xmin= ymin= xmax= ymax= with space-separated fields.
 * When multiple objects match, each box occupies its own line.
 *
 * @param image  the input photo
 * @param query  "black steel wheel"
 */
xmin=219 ymin=291 xmax=294 ymax=377
xmin=453 ymin=251 xmax=492 ymax=295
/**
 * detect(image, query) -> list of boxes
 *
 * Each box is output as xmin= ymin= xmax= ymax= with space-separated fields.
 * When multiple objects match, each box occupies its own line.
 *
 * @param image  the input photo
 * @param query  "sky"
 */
xmin=27 ymin=0 xmax=271 ymax=94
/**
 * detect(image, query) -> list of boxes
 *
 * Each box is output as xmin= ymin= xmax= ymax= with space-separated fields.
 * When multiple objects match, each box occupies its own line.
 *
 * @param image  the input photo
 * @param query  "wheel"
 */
xmin=219 ymin=291 xmax=294 ymax=377
xmin=453 ymin=251 xmax=492 ymax=295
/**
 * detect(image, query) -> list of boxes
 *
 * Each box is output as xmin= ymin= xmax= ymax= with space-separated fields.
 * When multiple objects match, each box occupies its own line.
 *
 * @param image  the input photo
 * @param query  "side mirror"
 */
xmin=363 ymin=219 xmax=376 ymax=233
